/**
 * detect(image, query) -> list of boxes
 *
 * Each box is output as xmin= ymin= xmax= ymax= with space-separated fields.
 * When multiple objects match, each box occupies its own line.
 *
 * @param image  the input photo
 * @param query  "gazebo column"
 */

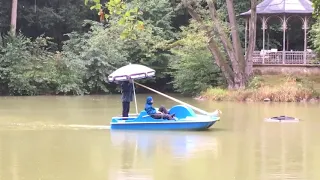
xmin=303 ymin=16 xmax=308 ymax=64
xmin=282 ymin=15 xmax=287 ymax=64
xmin=262 ymin=16 xmax=266 ymax=64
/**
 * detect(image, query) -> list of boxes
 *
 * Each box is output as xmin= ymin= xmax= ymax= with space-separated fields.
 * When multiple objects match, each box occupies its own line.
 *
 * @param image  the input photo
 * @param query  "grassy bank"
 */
xmin=200 ymin=75 xmax=320 ymax=102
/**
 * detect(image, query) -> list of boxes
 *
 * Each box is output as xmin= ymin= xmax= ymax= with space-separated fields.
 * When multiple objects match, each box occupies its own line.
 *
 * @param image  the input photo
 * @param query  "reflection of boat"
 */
xmin=110 ymin=130 xmax=219 ymax=159
xmin=108 ymin=168 xmax=153 ymax=180
xmin=110 ymin=105 xmax=220 ymax=130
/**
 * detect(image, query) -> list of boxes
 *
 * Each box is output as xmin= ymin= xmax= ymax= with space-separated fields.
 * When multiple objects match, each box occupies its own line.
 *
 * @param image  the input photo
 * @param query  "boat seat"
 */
xmin=137 ymin=109 xmax=170 ymax=121
xmin=138 ymin=111 xmax=148 ymax=118
xmin=137 ymin=111 xmax=154 ymax=119
xmin=169 ymin=105 xmax=196 ymax=119
xmin=137 ymin=106 xmax=195 ymax=120
xmin=138 ymin=108 xmax=160 ymax=118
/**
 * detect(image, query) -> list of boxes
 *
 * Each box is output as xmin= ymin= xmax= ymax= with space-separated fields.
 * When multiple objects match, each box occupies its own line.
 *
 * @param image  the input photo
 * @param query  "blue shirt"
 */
xmin=144 ymin=96 xmax=156 ymax=115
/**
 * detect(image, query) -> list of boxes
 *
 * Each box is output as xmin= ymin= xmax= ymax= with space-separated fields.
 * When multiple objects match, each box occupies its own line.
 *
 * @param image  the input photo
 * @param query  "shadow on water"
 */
xmin=205 ymin=127 xmax=228 ymax=132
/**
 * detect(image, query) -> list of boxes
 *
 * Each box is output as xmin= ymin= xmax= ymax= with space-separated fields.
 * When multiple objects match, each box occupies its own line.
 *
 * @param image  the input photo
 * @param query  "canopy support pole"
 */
xmin=134 ymin=82 xmax=222 ymax=116
xmin=132 ymin=79 xmax=138 ymax=115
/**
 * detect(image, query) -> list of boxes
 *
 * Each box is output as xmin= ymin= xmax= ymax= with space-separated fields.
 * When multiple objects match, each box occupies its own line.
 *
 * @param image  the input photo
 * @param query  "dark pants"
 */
xmin=159 ymin=106 xmax=168 ymax=114
xmin=151 ymin=106 xmax=174 ymax=120
xmin=122 ymin=101 xmax=130 ymax=117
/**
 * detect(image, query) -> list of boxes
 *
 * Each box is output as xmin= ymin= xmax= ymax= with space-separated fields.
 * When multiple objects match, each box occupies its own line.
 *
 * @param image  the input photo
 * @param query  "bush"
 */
xmin=169 ymin=23 xmax=225 ymax=96
xmin=0 ymin=34 xmax=58 ymax=95
xmin=61 ymin=23 xmax=128 ymax=94
xmin=202 ymin=88 xmax=228 ymax=101
xmin=310 ymin=18 xmax=320 ymax=55
xmin=201 ymin=76 xmax=318 ymax=102
xmin=0 ymin=33 xmax=88 ymax=95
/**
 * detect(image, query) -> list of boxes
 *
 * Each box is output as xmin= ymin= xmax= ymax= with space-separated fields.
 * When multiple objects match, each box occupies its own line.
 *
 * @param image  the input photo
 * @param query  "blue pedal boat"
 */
xmin=110 ymin=105 xmax=220 ymax=130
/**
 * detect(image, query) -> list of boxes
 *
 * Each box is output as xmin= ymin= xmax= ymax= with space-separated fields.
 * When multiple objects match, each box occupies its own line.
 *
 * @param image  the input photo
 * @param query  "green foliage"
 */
xmin=0 ymin=1 xmax=10 ymax=32
xmin=202 ymin=75 xmax=319 ymax=102
xmin=313 ymin=0 xmax=320 ymax=17
xmin=247 ymin=76 xmax=264 ymax=89
xmin=1 ymin=0 xmax=96 ymax=49
xmin=112 ymin=0 xmax=178 ymax=83
xmin=310 ymin=19 xmax=320 ymax=54
xmin=202 ymin=88 xmax=228 ymax=101
xmin=83 ymin=0 xmax=178 ymax=90
xmin=310 ymin=17 xmax=320 ymax=64
xmin=1 ymin=0 xmax=313 ymax=96
xmin=0 ymin=22 xmax=130 ymax=96
xmin=55 ymin=48 xmax=86 ymax=95
xmin=85 ymin=0 xmax=144 ymax=39
xmin=169 ymin=23 xmax=225 ymax=95
xmin=0 ymin=0 xmax=181 ymax=96
xmin=136 ymin=0 xmax=176 ymax=39
xmin=0 ymin=33 xmax=82 ymax=95
xmin=62 ymin=21 xmax=128 ymax=93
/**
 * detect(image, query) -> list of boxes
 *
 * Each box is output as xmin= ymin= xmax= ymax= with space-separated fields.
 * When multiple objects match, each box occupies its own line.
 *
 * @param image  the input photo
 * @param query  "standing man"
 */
xmin=120 ymin=79 xmax=134 ymax=118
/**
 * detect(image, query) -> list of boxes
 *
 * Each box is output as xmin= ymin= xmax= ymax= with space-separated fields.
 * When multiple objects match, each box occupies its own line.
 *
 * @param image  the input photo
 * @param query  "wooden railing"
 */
xmin=252 ymin=51 xmax=319 ymax=65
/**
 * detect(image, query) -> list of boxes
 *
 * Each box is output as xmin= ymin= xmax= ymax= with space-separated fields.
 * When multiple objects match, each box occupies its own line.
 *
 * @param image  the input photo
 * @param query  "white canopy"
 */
xmin=108 ymin=64 xmax=155 ymax=82
xmin=108 ymin=63 xmax=156 ymax=115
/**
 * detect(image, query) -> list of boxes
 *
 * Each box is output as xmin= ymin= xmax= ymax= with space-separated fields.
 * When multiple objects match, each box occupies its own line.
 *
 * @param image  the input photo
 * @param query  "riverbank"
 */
xmin=199 ymin=75 xmax=320 ymax=102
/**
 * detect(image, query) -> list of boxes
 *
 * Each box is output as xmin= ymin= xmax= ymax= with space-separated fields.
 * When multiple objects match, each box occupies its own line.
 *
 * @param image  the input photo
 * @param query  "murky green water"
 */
xmin=0 ymin=94 xmax=320 ymax=180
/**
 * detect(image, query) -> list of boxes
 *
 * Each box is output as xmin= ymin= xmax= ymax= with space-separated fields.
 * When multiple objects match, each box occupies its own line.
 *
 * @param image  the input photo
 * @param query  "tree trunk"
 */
xmin=206 ymin=0 xmax=239 ymax=86
xmin=183 ymin=0 xmax=257 ymax=90
xmin=185 ymin=4 xmax=236 ymax=87
xmin=206 ymin=37 xmax=235 ymax=88
xmin=225 ymin=0 xmax=247 ymax=89
xmin=10 ymin=0 xmax=18 ymax=36
xmin=245 ymin=0 xmax=258 ymax=77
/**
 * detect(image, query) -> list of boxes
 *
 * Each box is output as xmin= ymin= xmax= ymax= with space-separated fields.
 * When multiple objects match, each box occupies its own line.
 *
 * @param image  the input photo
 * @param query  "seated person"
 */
xmin=144 ymin=96 xmax=175 ymax=120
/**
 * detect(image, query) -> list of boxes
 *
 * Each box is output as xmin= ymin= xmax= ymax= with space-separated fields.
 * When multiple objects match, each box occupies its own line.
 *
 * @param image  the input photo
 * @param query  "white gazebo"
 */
xmin=240 ymin=0 xmax=317 ymax=65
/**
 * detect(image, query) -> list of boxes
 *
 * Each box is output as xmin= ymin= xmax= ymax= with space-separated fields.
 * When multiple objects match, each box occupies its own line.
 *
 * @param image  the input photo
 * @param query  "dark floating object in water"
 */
xmin=265 ymin=116 xmax=300 ymax=122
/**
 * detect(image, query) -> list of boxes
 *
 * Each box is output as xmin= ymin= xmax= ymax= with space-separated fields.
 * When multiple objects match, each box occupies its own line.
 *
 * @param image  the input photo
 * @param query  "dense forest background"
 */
xmin=0 ymin=0 xmax=318 ymax=96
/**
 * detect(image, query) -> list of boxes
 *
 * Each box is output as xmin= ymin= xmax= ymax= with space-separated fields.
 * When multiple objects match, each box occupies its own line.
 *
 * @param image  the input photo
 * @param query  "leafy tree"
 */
xmin=180 ymin=0 xmax=258 ymax=89
xmin=313 ymin=0 xmax=320 ymax=17
xmin=61 ymin=21 xmax=128 ymax=93
xmin=1 ymin=0 xmax=97 ymax=49
xmin=85 ymin=0 xmax=179 ymax=88
xmin=0 ymin=1 xmax=10 ymax=35
xmin=169 ymin=22 xmax=225 ymax=95
xmin=0 ymin=34 xmax=58 ymax=95
xmin=85 ymin=0 xmax=145 ymax=39
xmin=122 ymin=0 xmax=178 ymax=80
xmin=310 ymin=19 xmax=320 ymax=59
xmin=309 ymin=1 xmax=320 ymax=60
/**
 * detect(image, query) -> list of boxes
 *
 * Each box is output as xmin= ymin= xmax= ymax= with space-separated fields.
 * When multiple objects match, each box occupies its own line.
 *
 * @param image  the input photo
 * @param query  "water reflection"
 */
xmin=108 ymin=169 xmax=153 ymax=180
xmin=109 ymin=130 xmax=220 ymax=180
xmin=258 ymin=119 xmax=310 ymax=180
xmin=110 ymin=130 xmax=220 ymax=160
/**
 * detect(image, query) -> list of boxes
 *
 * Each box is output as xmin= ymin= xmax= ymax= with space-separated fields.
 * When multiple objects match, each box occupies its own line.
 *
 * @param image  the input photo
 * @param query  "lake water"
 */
xmin=0 ymin=94 xmax=319 ymax=180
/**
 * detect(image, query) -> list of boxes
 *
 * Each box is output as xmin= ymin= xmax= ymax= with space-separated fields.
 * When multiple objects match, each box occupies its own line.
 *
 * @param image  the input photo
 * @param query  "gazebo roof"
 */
xmin=240 ymin=0 xmax=313 ymax=16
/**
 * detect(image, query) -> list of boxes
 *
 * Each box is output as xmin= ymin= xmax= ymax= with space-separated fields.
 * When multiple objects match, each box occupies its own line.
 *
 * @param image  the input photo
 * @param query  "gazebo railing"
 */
xmin=252 ymin=51 xmax=319 ymax=65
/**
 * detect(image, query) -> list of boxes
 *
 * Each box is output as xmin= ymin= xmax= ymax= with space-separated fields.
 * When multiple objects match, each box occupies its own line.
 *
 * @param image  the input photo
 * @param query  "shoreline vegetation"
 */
xmin=2 ymin=1 xmax=320 ymax=99
xmin=197 ymin=75 xmax=320 ymax=103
